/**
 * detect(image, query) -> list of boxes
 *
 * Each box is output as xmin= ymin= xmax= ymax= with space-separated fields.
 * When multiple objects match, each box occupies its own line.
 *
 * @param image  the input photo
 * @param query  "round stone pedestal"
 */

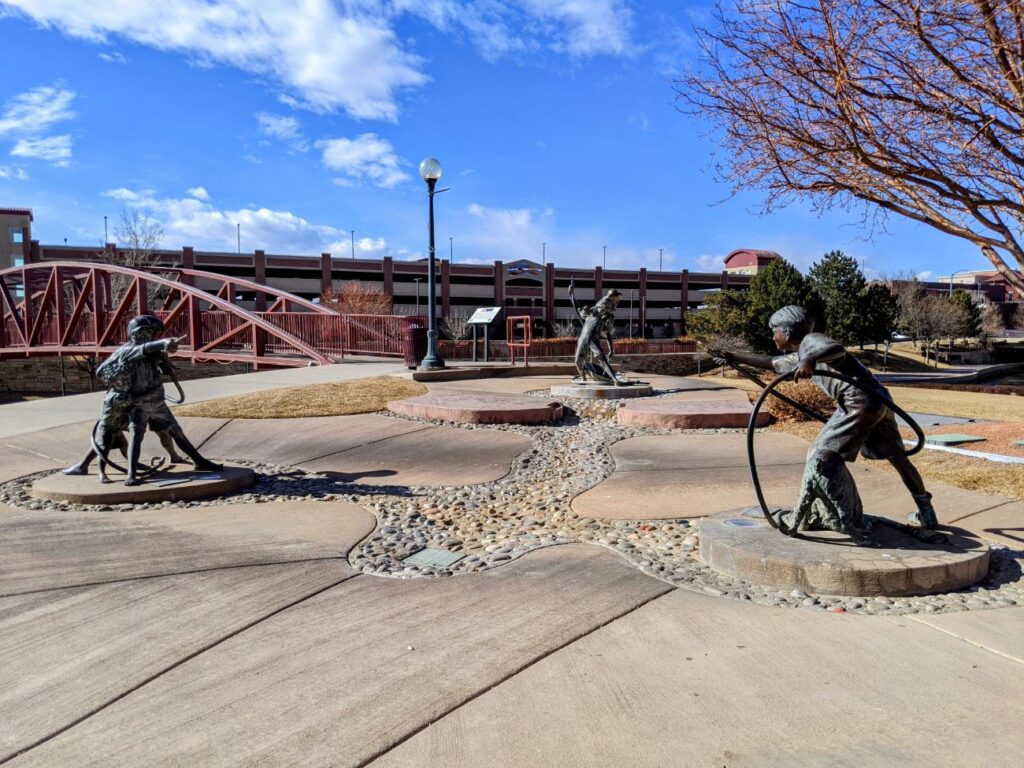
xmin=549 ymin=382 xmax=653 ymax=400
xmin=617 ymin=395 xmax=768 ymax=429
xmin=699 ymin=509 xmax=990 ymax=596
xmin=387 ymin=393 xmax=563 ymax=424
xmin=32 ymin=465 xmax=256 ymax=505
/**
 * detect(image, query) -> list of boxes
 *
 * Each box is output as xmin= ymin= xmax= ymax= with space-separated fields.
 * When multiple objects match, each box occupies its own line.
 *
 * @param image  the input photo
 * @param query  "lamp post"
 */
xmin=350 ymin=230 xmax=355 ymax=259
xmin=104 ymin=216 xmax=108 ymax=245
xmin=419 ymin=157 xmax=448 ymax=370
xmin=449 ymin=236 xmax=453 ymax=261
xmin=602 ymin=245 xmax=607 ymax=269
xmin=948 ymin=269 xmax=975 ymax=297
xmin=542 ymin=241 xmax=547 ymax=266
xmin=659 ymin=248 xmax=664 ymax=272
xmin=236 ymin=223 xmax=241 ymax=254
xmin=413 ymin=277 xmax=422 ymax=315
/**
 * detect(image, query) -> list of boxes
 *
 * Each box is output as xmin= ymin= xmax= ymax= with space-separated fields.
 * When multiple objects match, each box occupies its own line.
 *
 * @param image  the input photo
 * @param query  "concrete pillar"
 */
xmin=440 ymin=259 xmax=450 ymax=318
xmin=544 ymin=262 xmax=555 ymax=325
xmin=493 ymin=260 xmax=504 ymax=307
xmin=181 ymin=247 xmax=195 ymax=287
xmin=638 ymin=267 xmax=647 ymax=337
xmin=29 ymin=239 xmax=40 ymax=264
xmin=254 ymin=249 xmax=266 ymax=311
xmin=383 ymin=256 xmax=394 ymax=298
xmin=721 ymin=270 xmax=730 ymax=290
xmin=594 ymin=266 xmax=603 ymax=300
xmin=320 ymin=253 xmax=332 ymax=297
xmin=680 ymin=269 xmax=689 ymax=334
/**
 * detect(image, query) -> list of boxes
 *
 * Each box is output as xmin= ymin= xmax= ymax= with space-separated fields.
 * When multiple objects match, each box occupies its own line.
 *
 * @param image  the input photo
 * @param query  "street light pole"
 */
xmin=237 ymin=223 xmax=241 ymax=254
xmin=542 ymin=241 xmax=546 ymax=266
xmin=449 ymin=236 xmax=453 ymax=261
xmin=948 ymin=269 xmax=974 ymax=297
xmin=350 ymin=230 xmax=355 ymax=259
xmin=659 ymin=248 xmax=664 ymax=272
xmin=602 ymin=245 xmax=607 ymax=269
xmin=104 ymin=216 xmax=108 ymax=245
xmin=419 ymin=157 xmax=448 ymax=370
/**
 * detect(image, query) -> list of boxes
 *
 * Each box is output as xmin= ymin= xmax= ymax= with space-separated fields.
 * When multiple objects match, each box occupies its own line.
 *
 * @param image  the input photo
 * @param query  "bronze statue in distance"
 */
xmin=568 ymin=280 xmax=632 ymax=386
xmin=710 ymin=305 xmax=938 ymax=538
xmin=65 ymin=314 xmax=222 ymax=485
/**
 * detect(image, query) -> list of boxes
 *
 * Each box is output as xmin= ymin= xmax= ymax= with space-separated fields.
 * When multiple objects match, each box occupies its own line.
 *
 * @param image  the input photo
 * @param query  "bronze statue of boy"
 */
xmin=568 ymin=280 xmax=630 ymax=385
xmin=713 ymin=305 xmax=938 ymax=536
xmin=65 ymin=314 xmax=222 ymax=485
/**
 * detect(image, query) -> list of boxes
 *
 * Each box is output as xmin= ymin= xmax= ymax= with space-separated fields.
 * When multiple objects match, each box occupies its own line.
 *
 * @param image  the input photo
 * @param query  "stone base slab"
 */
xmin=31 ymin=465 xmax=256 ymax=505
xmin=387 ymin=393 xmax=563 ymax=424
xmin=549 ymin=383 xmax=653 ymax=400
xmin=617 ymin=396 xmax=768 ymax=429
xmin=699 ymin=509 xmax=990 ymax=596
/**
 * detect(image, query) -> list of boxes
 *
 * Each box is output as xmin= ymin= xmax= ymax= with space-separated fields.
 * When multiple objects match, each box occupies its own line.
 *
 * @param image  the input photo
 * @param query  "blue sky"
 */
xmin=0 ymin=0 xmax=992 ymax=278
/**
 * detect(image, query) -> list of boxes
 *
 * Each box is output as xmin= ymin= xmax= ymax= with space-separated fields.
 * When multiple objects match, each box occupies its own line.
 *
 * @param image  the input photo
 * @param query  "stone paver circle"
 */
xmin=387 ymin=392 xmax=563 ymax=424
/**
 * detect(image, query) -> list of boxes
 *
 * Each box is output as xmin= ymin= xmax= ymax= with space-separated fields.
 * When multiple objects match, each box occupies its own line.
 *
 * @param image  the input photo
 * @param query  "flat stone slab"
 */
xmin=30 ymin=465 xmax=255 ymax=505
xmin=699 ymin=509 xmax=990 ymax=596
xmin=550 ymin=382 xmax=653 ymax=399
xmin=925 ymin=433 xmax=988 ymax=446
xmin=387 ymin=393 xmax=563 ymax=424
xmin=617 ymin=394 xmax=768 ymax=429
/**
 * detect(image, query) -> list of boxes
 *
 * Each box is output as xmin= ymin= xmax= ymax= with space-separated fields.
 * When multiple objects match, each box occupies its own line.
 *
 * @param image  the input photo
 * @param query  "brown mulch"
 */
xmin=173 ymin=376 xmax=427 ymax=419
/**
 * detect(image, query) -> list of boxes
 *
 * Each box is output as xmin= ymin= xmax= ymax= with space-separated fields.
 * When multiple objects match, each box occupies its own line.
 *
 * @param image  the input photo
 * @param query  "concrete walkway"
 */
xmin=1 ymin=367 xmax=1022 ymax=766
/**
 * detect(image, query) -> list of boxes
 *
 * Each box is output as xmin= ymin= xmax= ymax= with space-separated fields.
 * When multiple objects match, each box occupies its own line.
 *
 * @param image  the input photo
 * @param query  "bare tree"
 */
xmin=678 ymin=1 xmax=1024 ymax=295
xmin=1014 ymin=302 xmax=1024 ymax=330
xmin=440 ymin=309 xmax=472 ymax=341
xmin=321 ymin=282 xmax=393 ymax=315
xmin=980 ymin=301 xmax=1007 ymax=343
xmin=98 ymin=208 xmax=168 ymax=304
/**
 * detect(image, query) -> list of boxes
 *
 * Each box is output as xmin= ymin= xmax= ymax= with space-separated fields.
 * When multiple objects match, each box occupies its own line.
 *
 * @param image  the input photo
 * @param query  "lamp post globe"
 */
xmin=419 ymin=157 xmax=446 ymax=370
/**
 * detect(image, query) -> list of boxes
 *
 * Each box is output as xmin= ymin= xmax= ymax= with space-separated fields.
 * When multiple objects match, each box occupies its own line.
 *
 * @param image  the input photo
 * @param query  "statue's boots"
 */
xmin=908 ymin=492 xmax=938 ymax=529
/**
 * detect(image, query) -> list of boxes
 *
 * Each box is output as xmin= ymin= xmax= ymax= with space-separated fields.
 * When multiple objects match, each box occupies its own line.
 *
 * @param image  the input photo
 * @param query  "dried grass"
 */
xmin=173 ymin=376 xmax=426 ymax=419
xmin=769 ymin=422 xmax=1024 ymax=499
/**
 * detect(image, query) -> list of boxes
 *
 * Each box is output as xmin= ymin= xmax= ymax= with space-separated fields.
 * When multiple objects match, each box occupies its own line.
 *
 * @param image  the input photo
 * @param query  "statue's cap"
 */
xmin=768 ymin=305 xmax=813 ymax=335
xmin=128 ymin=314 xmax=165 ymax=337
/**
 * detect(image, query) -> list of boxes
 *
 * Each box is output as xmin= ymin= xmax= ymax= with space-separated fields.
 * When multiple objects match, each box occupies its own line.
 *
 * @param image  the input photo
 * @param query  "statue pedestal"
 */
xmin=699 ymin=509 xmax=990 ymax=597
xmin=550 ymin=382 xmax=653 ymax=400
xmin=388 ymin=393 xmax=563 ymax=424
xmin=31 ymin=465 xmax=256 ymax=505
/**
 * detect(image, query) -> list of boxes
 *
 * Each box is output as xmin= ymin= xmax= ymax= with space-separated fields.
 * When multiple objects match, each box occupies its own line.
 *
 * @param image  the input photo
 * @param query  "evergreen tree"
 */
xmin=858 ymin=283 xmax=899 ymax=347
xmin=744 ymin=258 xmax=819 ymax=352
xmin=948 ymin=289 xmax=981 ymax=338
xmin=807 ymin=250 xmax=866 ymax=344
xmin=687 ymin=289 xmax=750 ymax=342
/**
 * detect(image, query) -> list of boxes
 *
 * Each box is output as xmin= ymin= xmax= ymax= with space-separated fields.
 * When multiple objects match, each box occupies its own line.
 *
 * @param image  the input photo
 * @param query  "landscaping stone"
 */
xmin=617 ymin=393 xmax=769 ymax=429
xmin=549 ymin=382 xmax=653 ymax=399
xmin=388 ymin=393 xmax=563 ymax=424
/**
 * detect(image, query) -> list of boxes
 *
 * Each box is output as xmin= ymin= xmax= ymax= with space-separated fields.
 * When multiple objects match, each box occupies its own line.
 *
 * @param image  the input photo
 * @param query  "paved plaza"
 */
xmin=1 ymin=366 xmax=1022 ymax=766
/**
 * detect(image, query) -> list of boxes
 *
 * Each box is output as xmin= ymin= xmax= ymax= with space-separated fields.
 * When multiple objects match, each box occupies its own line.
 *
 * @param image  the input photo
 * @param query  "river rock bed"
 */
xmin=3 ymin=401 xmax=1021 ymax=616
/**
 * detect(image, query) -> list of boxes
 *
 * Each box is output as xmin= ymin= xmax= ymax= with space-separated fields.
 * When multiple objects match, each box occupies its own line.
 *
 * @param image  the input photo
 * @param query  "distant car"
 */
xmin=891 ymin=333 xmax=912 ymax=342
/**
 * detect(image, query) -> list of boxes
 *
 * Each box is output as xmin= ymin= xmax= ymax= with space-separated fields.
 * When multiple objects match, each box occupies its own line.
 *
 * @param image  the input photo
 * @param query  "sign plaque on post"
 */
xmin=467 ymin=307 xmax=502 ymax=362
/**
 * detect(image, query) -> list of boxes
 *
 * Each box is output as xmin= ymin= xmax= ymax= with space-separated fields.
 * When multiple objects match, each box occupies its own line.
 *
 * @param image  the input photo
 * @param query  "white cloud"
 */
xmin=0 ymin=165 xmax=28 ymax=180
xmin=3 ymin=0 xmax=427 ymax=121
xmin=98 ymin=50 xmax=127 ymax=64
xmin=255 ymin=111 xmax=308 ymax=151
xmin=916 ymin=270 xmax=934 ymax=281
xmin=186 ymin=186 xmax=210 ymax=201
xmin=461 ymin=202 xmax=553 ymax=261
xmin=519 ymin=0 xmax=634 ymax=56
xmin=100 ymin=186 xmax=372 ymax=254
xmin=317 ymin=133 xmax=409 ymax=188
xmin=11 ymin=134 xmax=72 ymax=166
xmin=0 ymin=84 xmax=76 ymax=136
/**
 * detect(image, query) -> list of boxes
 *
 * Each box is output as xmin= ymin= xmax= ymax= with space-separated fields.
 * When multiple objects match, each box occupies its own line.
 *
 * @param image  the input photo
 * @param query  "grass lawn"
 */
xmin=174 ymin=376 xmax=427 ymax=419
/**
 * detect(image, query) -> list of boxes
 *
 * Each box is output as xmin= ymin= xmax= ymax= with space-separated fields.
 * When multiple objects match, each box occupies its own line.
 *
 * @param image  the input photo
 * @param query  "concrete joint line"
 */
xmin=907 ymin=615 xmax=1024 ymax=666
xmin=0 ymin=573 xmax=362 ymax=765
xmin=616 ymin=462 xmax=805 ymax=474
xmin=299 ymin=424 xmax=435 ymax=466
xmin=0 ymin=556 xmax=347 ymax=599
xmin=354 ymin=585 xmax=676 ymax=768
xmin=946 ymin=499 xmax=1020 ymax=526
xmin=196 ymin=417 xmax=235 ymax=451
xmin=1 ymin=441 xmax=62 ymax=462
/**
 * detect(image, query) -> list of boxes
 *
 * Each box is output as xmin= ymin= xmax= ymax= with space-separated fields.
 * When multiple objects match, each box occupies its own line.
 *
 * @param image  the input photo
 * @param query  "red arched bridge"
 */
xmin=0 ymin=262 xmax=407 ymax=368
